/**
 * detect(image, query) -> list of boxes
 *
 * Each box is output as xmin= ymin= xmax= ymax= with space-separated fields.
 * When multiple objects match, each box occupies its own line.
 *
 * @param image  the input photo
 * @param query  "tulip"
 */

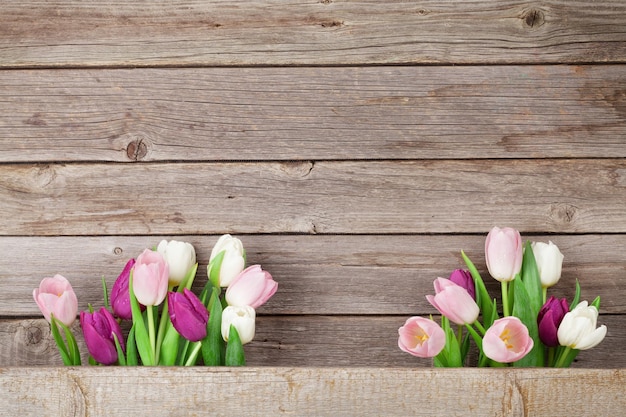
xmin=221 ymin=305 xmax=255 ymax=345
xmin=537 ymin=296 xmax=569 ymax=347
xmin=448 ymin=269 xmax=475 ymax=300
xmin=557 ymin=301 xmax=607 ymax=350
xmin=482 ymin=317 xmax=534 ymax=363
xmin=485 ymin=226 xmax=523 ymax=282
xmin=109 ymin=258 xmax=137 ymax=320
xmin=167 ymin=289 xmax=209 ymax=342
xmin=33 ymin=274 xmax=78 ymax=327
xmin=132 ymin=249 xmax=169 ymax=306
xmin=80 ymin=307 xmax=125 ymax=365
xmin=225 ymin=265 xmax=278 ymax=309
xmin=157 ymin=239 xmax=196 ymax=287
xmin=209 ymin=234 xmax=245 ymax=287
xmin=398 ymin=316 xmax=446 ymax=358
xmin=531 ymin=241 xmax=564 ymax=288
xmin=426 ymin=278 xmax=479 ymax=325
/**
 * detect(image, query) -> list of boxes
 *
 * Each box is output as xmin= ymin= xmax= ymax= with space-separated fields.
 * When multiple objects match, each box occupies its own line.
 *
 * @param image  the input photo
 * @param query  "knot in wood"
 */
xmin=113 ymin=246 xmax=123 ymax=255
xmin=126 ymin=137 xmax=148 ymax=161
xmin=522 ymin=9 xmax=545 ymax=28
xmin=549 ymin=202 xmax=578 ymax=225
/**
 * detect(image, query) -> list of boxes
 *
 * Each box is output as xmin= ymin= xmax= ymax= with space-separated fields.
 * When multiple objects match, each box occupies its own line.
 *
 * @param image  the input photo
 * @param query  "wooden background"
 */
xmin=1 ymin=1 xmax=625 ymax=414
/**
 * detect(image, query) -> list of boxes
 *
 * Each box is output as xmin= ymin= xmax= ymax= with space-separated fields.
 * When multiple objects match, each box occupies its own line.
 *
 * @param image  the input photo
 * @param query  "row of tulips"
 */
xmin=33 ymin=235 xmax=278 ymax=366
xmin=398 ymin=227 xmax=607 ymax=367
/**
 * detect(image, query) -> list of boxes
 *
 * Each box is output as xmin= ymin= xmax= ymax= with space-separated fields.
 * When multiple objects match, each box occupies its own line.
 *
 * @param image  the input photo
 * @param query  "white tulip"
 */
xmin=531 ymin=241 xmax=564 ymax=288
xmin=157 ymin=239 xmax=196 ymax=286
xmin=221 ymin=305 xmax=256 ymax=345
xmin=209 ymin=234 xmax=245 ymax=287
xmin=557 ymin=301 xmax=607 ymax=350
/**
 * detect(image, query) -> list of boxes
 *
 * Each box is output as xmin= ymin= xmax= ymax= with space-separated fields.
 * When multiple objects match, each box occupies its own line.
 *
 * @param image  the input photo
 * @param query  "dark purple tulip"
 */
xmin=537 ymin=296 xmax=569 ymax=347
xmin=168 ymin=289 xmax=209 ymax=342
xmin=449 ymin=269 xmax=475 ymax=300
xmin=110 ymin=258 xmax=136 ymax=320
xmin=80 ymin=307 xmax=125 ymax=365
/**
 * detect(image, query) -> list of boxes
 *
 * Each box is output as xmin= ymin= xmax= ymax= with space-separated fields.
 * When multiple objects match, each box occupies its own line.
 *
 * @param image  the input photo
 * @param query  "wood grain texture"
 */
xmin=2 ymin=159 xmax=625 ymax=235
xmin=3 ymin=235 xmax=624 ymax=316
xmin=2 ymin=316 xmax=622 ymax=368
xmin=1 ymin=1 xmax=626 ymax=67
xmin=0 ymin=368 xmax=624 ymax=416
xmin=1 ymin=65 xmax=625 ymax=162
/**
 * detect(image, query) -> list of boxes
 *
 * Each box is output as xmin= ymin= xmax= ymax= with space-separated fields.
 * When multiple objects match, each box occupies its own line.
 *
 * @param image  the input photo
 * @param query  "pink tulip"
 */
xmin=485 ymin=226 xmax=523 ymax=282
xmin=132 ymin=249 xmax=169 ymax=306
xmin=80 ymin=307 xmax=125 ymax=365
xmin=33 ymin=274 xmax=79 ymax=326
xmin=426 ymin=278 xmax=479 ymax=325
xmin=168 ymin=289 xmax=209 ymax=342
xmin=225 ymin=265 xmax=278 ymax=309
xmin=483 ymin=317 xmax=534 ymax=363
xmin=398 ymin=316 xmax=446 ymax=358
xmin=109 ymin=258 xmax=137 ymax=320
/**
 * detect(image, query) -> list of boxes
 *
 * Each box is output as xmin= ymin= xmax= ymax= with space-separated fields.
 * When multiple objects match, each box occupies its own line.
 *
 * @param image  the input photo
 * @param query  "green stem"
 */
xmin=147 ymin=306 xmax=156 ymax=364
xmin=554 ymin=346 xmax=572 ymax=368
xmin=547 ymin=346 xmax=555 ymax=367
xmin=474 ymin=320 xmax=486 ymax=336
xmin=155 ymin=285 xmax=174 ymax=362
xmin=456 ymin=325 xmax=463 ymax=346
xmin=542 ymin=287 xmax=548 ymax=305
xmin=501 ymin=281 xmax=510 ymax=316
xmin=184 ymin=342 xmax=202 ymax=366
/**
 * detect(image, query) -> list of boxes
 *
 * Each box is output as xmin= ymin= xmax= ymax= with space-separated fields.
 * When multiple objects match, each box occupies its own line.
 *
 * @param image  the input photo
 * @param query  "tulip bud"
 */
xmin=557 ymin=301 xmax=607 ymax=350
xmin=221 ymin=305 xmax=255 ymax=345
xmin=109 ymin=258 xmax=137 ymax=320
xmin=80 ymin=307 xmax=125 ymax=365
xmin=209 ymin=234 xmax=245 ymax=287
xmin=398 ymin=316 xmax=446 ymax=358
xmin=482 ymin=316 xmax=534 ymax=363
xmin=426 ymin=277 xmax=479 ymax=325
xmin=132 ymin=249 xmax=169 ymax=306
xmin=537 ymin=296 xmax=569 ymax=347
xmin=168 ymin=289 xmax=209 ymax=342
xmin=33 ymin=274 xmax=78 ymax=327
xmin=485 ymin=226 xmax=523 ymax=282
xmin=531 ymin=241 xmax=564 ymax=288
xmin=448 ymin=269 xmax=475 ymax=300
xmin=157 ymin=239 xmax=196 ymax=287
xmin=225 ymin=265 xmax=278 ymax=309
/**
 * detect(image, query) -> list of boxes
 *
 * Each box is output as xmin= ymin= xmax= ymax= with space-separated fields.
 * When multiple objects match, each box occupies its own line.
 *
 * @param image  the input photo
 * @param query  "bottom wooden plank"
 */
xmin=0 ymin=367 xmax=623 ymax=416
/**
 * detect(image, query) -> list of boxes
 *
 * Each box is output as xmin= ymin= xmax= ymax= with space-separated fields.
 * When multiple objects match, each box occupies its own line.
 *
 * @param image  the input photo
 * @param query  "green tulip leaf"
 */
xmin=521 ymin=241 xmax=543 ymax=317
xmin=49 ymin=316 xmax=71 ymax=366
xmin=225 ymin=325 xmax=246 ymax=366
xmin=126 ymin=325 xmax=138 ymax=366
xmin=462 ymin=250 xmax=494 ymax=326
xmin=571 ymin=279 xmax=581 ymax=309
xmin=178 ymin=263 xmax=199 ymax=293
xmin=208 ymin=250 xmax=226 ymax=289
xmin=512 ymin=277 xmax=544 ymax=367
xmin=113 ymin=333 xmax=126 ymax=366
xmin=202 ymin=288 xmax=224 ymax=366
xmin=129 ymin=271 xmax=154 ymax=366
xmin=160 ymin=325 xmax=181 ymax=366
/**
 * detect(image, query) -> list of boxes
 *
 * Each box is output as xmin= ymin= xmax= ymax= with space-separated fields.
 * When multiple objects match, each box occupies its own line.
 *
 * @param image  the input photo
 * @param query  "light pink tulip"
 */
xmin=33 ymin=274 xmax=79 ymax=326
xmin=132 ymin=249 xmax=169 ymax=306
xmin=225 ymin=265 xmax=278 ymax=309
xmin=483 ymin=317 xmax=534 ymax=363
xmin=398 ymin=316 xmax=446 ymax=358
xmin=426 ymin=278 xmax=479 ymax=325
xmin=485 ymin=226 xmax=523 ymax=282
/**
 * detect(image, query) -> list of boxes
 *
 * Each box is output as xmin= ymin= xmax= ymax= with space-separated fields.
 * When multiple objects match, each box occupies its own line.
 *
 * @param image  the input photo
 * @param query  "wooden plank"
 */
xmin=4 ymin=235 xmax=625 ymax=316
xmin=0 ymin=368 xmax=624 ymax=416
xmin=2 ymin=159 xmax=626 ymax=236
xmin=2 ymin=316 xmax=622 ymax=368
xmin=1 ymin=1 xmax=626 ymax=67
xmin=1 ymin=66 xmax=625 ymax=162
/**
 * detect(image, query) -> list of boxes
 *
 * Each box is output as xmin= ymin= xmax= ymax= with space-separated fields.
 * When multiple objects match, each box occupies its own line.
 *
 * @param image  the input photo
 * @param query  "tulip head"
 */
xmin=483 ymin=317 xmax=534 ymax=363
xmin=485 ymin=226 xmax=523 ymax=282
xmin=109 ymin=258 xmax=136 ymax=320
xmin=448 ymin=269 xmax=475 ymax=300
xmin=221 ymin=305 xmax=255 ymax=345
xmin=168 ymin=289 xmax=209 ymax=342
xmin=33 ymin=274 xmax=79 ymax=327
xmin=557 ymin=301 xmax=607 ymax=350
xmin=426 ymin=277 xmax=480 ymax=325
xmin=209 ymin=234 xmax=245 ymax=287
xmin=132 ymin=249 xmax=169 ymax=306
xmin=225 ymin=265 xmax=278 ymax=309
xmin=80 ymin=307 xmax=125 ymax=365
xmin=157 ymin=239 xmax=196 ymax=287
xmin=531 ymin=241 xmax=564 ymax=288
xmin=398 ymin=316 xmax=446 ymax=358
xmin=537 ymin=296 xmax=569 ymax=347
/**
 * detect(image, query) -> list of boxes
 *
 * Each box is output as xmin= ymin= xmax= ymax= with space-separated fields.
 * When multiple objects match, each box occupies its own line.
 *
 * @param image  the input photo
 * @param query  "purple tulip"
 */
xmin=80 ymin=307 xmax=125 ymax=365
xmin=448 ymin=269 xmax=475 ymax=300
xmin=110 ymin=258 xmax=136 ymax=320
xmin=537 ymin=296 xmax=569 ymax=347
xmin=168 ymin=289 xmax=209 ymax=342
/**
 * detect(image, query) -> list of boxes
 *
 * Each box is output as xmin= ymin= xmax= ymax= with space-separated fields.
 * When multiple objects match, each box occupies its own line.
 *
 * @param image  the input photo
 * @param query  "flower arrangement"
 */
xmin=33 ymin=234 xmax=278 ymax=366
xmin=398 ymin=226 xmax=607 ymax=367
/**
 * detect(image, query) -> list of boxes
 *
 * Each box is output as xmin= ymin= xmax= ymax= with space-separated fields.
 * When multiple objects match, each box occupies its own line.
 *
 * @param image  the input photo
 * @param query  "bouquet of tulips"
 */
xmin=398 ymin=227 xmax=607 ymax=367
xmin=32 ymin=234 xmax=278 ymax=366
